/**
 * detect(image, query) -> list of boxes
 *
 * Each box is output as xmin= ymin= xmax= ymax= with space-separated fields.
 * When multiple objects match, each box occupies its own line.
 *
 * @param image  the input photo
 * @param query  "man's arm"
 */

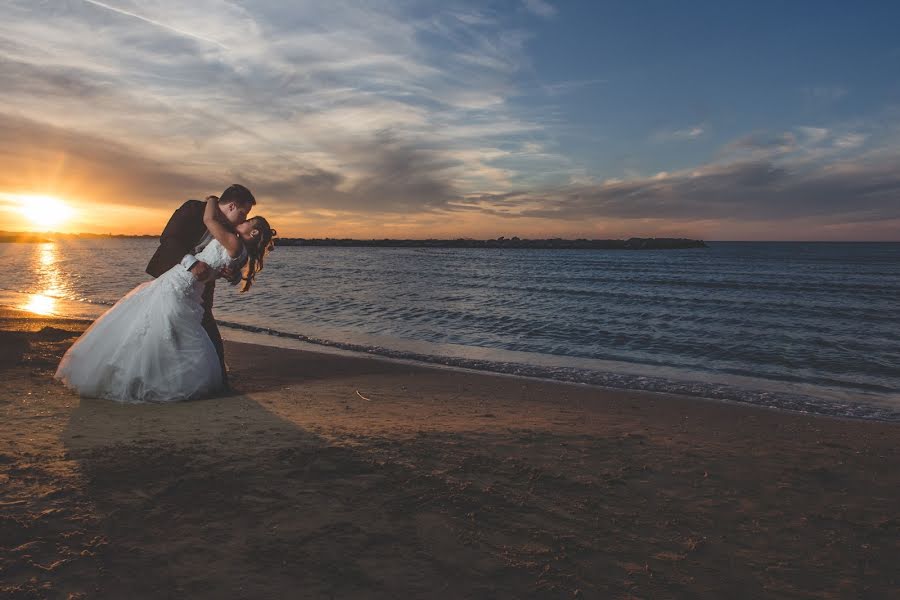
xmin=202 ymin=196 xmax=242 ymax=257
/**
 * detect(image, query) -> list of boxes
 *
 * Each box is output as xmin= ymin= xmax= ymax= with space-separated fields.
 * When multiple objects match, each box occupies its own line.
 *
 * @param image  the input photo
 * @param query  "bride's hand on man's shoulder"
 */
xmin=205 ymin=195 xmax=219 ymax=202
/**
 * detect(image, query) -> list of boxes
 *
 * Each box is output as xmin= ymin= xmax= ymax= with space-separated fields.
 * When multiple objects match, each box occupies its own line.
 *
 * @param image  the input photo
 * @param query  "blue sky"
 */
xmin=520 ymin=1 xmax=900 ymax=177
xmin=1 ymin=0 xmax=898 ymax=239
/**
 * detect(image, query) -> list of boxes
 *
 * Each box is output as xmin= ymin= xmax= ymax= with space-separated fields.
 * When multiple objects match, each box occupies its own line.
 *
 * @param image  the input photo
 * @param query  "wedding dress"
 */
xmin=55 ymin=239 xmax=246 ymax=402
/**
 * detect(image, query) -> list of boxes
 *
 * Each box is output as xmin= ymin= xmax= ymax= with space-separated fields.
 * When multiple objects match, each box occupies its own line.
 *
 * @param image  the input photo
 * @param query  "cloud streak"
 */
xmin=80 ymin=0 xmax=227 ymax=48
xmin=466 ymin=153 xmax=900 ymax=228
xmin=652 ymin=125 xmax=706 ymax=142
xmin=0 ymin=1 xmax=553 ymax=208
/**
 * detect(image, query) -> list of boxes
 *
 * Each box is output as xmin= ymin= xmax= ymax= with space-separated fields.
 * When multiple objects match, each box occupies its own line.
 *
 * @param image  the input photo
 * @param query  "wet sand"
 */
xmin=1 ymin=308 xmax=898 ymax=598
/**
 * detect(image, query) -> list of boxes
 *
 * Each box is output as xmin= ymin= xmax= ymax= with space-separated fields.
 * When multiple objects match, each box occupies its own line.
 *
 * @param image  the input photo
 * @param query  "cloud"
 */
xmin=726 ymin=131 xmax=797 ymax=154
xmin=0 ymin=111 xmax=462 ymax=219
xmin=79 ymin=0 xmax=227 ymax=48
xmin=0 ymin=112 xmax=212 ymax=206
xmin=1 ymin=4 xmax=534 ymax=132
xmin=251 ymin=130 xmax=463 ymax=213
xmin=541 ymin=78 xmax=607 ymax=96
xmin=2 ymin=109 xmax=899 ymax=240
xmin=0 ymin=1 xmax=555 ymax=212
xmin=464 ymin=152 xmax=900 ymax=226
xmin=522 ymin=0 xmax=557 ymax=18
xmin=652 ymin=125 xmax=705 ymax=142
xmin=833 ymin=133 xmax=867 ymax=149
xmin=796 ymin=126 xmax=829 ymax=145
xmin=794 ymin=126 xmax=870 ymax=152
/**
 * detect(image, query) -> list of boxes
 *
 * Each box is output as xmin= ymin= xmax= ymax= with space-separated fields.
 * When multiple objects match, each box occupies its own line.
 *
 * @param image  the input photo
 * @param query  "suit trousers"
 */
xmin=200 ymin=281 xmax=227 ymax=384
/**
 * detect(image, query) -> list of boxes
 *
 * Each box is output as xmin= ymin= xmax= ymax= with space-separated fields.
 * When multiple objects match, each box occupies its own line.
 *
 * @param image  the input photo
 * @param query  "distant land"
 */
xmin=276 ymin=237 xmax=707 ymax=249
xmin=0 ymin=231 xmax=155 ymax=243
xmin=0 ymin=232 xmax=54 ymax=243
xmin=1 ymin=231 xmax=706 ymax=250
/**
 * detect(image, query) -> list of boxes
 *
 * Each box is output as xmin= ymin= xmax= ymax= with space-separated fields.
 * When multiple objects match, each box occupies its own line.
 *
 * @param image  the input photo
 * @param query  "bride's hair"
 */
xmin=240 ymin=216 xmax=276 ymax=293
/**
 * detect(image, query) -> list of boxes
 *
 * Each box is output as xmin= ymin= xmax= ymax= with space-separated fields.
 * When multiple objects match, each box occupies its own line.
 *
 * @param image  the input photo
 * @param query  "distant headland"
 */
xmin=0 ymin=231 xmax=155 ymax=243
xmin=275 ymin=237 xmax=707 ymax=250
xmin=0 ymin=232 xmax=55 ymax=243
xmin=0 ymin=231 xmax=706 ymax=250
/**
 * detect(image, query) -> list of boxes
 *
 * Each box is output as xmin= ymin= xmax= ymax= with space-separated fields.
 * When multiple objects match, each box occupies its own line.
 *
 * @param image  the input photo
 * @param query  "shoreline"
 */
xmin=3 ymin=291 xmax=896 ymax=423
xmin=2 ymin=307 xmax=899 ymax=598
xmin=221 ymin=325 xmax=899 ymax=425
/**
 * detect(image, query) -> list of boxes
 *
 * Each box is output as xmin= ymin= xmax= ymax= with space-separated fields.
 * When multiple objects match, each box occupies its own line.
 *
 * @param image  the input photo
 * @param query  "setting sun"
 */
xmin=15 ymin=194 xmax=75 ymax=229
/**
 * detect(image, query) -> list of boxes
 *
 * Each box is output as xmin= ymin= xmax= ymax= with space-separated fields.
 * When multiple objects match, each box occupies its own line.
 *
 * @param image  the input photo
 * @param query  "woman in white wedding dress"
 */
xmin=55 ymin=198 xmax=275 ymax=403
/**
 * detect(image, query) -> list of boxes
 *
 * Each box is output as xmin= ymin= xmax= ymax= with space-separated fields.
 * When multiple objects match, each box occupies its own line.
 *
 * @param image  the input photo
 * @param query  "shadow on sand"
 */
xmin=60 ymin=391 xmax=548 ymax=599
xmin=4 ymin=318 xmax=899 ymax=599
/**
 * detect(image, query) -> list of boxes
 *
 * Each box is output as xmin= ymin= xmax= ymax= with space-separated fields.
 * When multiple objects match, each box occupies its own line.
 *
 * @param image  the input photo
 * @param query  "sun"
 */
xmin=16 ymin=194 xmax=75 ymax=229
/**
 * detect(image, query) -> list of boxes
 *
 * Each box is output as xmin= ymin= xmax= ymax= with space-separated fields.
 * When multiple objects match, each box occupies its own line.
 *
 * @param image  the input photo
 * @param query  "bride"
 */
xmin=55 ymin=197 xmax=275 ymax=403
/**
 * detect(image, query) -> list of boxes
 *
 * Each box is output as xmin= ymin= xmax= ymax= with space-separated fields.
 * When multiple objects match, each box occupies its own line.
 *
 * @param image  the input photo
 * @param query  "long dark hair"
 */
xmin=240 ymin=216 xmax=276 ymax=293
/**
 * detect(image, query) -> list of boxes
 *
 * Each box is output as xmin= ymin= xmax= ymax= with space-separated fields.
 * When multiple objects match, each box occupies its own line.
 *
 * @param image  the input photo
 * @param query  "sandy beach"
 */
xmin=1 ymin=307 xmax=898 ymax=599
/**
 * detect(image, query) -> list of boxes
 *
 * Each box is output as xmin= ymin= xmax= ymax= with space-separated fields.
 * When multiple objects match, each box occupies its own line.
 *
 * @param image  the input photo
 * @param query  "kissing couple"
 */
xmin=55 ymin=184 xmax=276 ymax=403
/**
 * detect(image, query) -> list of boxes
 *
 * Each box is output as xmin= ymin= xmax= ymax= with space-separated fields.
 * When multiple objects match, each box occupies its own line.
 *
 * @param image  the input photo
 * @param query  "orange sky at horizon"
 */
xmin=1 ymin=114 xmax=897 ymax=242
xmin=4 ymin=187 xmax=899 ymax=242
xmin=1 ymin=190 xmax=696 ymax=239
xmin=0 ymin=182 xmax=712 ymax=240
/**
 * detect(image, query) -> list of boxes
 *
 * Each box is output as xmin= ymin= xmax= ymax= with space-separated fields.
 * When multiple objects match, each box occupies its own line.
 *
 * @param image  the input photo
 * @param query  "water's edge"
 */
xmin=215 ymin=319 xmax=900 ymax=423
xmin=5 ymin=287 xmax=896 ymax=423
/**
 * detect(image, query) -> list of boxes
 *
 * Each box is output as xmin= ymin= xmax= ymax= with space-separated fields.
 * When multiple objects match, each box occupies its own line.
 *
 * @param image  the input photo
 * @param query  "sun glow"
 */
xmin=15 ymin=194 xmax=75 ymax=229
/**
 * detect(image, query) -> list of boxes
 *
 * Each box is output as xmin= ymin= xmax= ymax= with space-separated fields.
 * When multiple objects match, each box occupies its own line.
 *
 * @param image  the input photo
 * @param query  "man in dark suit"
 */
xmin=146 ymin=184 xmax=256 ymax=386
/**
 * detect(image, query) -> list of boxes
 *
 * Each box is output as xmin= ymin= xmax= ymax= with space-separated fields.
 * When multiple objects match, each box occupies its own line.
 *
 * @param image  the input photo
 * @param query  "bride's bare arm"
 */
xmin=202 ymin=196 xmax=242 ymax=258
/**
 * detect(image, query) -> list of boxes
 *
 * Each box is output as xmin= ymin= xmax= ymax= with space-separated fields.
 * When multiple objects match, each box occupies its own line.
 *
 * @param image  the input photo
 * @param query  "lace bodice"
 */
xmin=195 ymin=239 xmax=247 ymax=272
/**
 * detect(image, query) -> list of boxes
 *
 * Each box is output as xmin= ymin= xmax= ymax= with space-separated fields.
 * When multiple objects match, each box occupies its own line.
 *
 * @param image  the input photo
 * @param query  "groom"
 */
xmin=146 ymin=184 xmax=256 ymax=386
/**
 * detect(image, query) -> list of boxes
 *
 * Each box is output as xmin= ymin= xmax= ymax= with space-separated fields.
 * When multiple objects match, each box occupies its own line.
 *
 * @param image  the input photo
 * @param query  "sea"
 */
xmin=2 ymin=239 xmax=898 ymax=421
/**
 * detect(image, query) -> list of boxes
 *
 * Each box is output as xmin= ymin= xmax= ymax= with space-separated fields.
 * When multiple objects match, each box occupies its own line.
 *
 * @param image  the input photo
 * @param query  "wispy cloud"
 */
xmin=796 ymin=126 xmax=830 ymax=145
xmin=652 ymin=125 xmax=705 ymax=142
xmin=466 ymin=151 xmax=900 ymax=229
xmin=541 ymin=78 xmax=606 ymax=96
xmin=722 ymin=131 xmax=797 ymax=158
xmin=79 ymin=0 xmax=227 ymax=48
xmin=522 ymin=0 xmax=557 ymax=18
xmin=0 ymin=1 xmax=548 ymax=208
xmin=834 ymin=133 xmax=867 ymax=149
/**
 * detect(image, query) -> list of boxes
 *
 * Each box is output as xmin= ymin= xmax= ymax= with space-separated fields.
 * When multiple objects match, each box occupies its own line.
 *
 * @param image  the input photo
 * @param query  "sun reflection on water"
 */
xmin=21 ymin=293 xmax=56 ymax=315
xmin=17 ymin=242 xmax=66 ymax=315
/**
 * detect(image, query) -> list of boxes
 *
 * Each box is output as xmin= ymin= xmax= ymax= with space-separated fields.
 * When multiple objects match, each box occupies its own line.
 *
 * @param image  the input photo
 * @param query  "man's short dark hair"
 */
xmin=219 ymin=184 xmax=256 ymax=207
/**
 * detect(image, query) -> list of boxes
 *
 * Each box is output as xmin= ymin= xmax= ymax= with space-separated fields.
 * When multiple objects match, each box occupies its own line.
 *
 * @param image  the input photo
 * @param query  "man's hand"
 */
xmin=220 ymin=265 xmax=242 ymax=285
xmin=189 ymin=260 xmax=214 ymax=282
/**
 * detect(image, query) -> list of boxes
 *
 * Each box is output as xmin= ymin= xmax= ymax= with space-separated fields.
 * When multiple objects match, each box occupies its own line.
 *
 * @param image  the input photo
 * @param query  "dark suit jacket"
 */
xmin=147 ymin=200 xmax=224 ymax=370
xmin=146 ymin=200 xmax=208 ymax=278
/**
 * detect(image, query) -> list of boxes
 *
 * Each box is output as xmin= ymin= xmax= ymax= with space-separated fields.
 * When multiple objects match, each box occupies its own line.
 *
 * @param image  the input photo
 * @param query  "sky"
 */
xmin=1 ymin=0 xmax=899 ymax=240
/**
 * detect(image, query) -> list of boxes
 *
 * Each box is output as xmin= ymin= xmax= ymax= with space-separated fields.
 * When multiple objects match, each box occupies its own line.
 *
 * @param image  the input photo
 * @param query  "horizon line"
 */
xmin=2 ymin=231 xmax=899 ymax=243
